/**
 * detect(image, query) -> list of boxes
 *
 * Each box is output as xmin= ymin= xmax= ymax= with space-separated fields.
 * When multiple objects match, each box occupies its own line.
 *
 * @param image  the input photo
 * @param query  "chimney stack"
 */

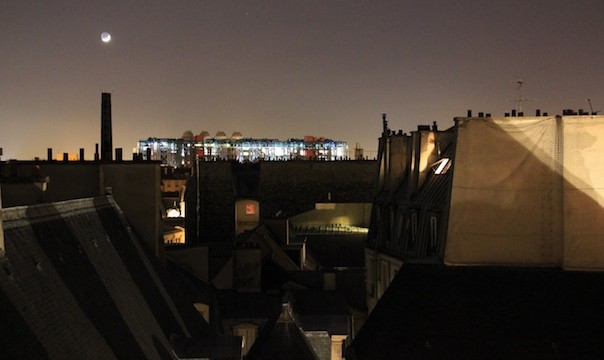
xmin=101 ymin=93 xmax=113 ymax=162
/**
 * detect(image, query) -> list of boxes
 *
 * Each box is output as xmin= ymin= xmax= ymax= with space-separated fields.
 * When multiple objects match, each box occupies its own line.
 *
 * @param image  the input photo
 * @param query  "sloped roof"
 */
xmin=249 ymin=321 xmax=318 ymax=360
xmin=246 ymin=302 xmax=319 ymax=360
xmin=350 ymin=264 xmax=604 ymax=360
xmin=0 ymin=196 xmax=209 ymax=359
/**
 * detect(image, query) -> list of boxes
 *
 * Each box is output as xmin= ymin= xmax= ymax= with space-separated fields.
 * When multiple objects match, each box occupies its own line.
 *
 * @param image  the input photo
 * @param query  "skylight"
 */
xmin=432 ymin=158 xmax=451 ymax=175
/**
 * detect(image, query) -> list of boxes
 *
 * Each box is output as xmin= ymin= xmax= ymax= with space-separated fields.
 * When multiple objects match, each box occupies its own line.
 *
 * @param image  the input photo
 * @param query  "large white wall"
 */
xmin=446 ymin=115 xmax=604 ymax=269
xmin=562 ymin=117 xmax=604 ymax=269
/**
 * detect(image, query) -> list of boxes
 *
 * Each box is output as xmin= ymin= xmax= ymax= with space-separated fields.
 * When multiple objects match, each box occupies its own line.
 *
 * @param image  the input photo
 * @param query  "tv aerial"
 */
xmin=587 ymin=98 xmax=600 ymax=115
xmin=508 ymin=78 xmax=535 ymax=114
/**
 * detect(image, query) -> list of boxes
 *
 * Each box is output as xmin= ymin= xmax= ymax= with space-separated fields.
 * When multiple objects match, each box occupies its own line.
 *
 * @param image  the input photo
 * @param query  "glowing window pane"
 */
xmin=246 ymin=203 xmax=256 ymax=215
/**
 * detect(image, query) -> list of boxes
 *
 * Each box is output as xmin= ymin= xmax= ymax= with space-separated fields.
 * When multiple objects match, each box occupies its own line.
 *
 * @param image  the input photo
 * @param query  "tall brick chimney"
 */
xmin=101 ymin=92 xmax=113 ymax=162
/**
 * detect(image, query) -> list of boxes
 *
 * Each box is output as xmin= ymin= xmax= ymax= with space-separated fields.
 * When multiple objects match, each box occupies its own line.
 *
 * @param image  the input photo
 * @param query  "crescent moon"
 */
xmin=101 ymin=32 xmax=111 ymax=43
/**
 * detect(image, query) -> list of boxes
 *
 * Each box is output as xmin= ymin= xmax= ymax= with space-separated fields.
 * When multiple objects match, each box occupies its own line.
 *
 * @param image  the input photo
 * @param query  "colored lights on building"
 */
xmin=136 ymin=132 xmax=349 ymax=167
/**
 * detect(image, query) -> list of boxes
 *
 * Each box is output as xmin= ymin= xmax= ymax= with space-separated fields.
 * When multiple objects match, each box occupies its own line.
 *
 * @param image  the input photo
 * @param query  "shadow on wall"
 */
xmin=446 ymin=116 xmax=604 ymax=269
xmin=351 ymin=116 xmax=604 ymax=360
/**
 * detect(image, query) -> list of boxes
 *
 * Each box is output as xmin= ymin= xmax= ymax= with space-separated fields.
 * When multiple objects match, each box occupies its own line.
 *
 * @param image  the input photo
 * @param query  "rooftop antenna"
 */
xmin=508 ymin=78 xmax=534 ymax=113
xmin=587 ymin=98 xmax=600 ymax=114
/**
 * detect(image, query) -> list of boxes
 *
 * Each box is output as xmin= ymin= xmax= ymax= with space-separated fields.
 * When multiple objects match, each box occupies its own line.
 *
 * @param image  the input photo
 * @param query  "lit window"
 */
xmin=233 ymin=323 xmax=258 ymax=356
xmin=166 ymin=208 xmax=181 ymax=218
xmin=432 ymin=158 xmax=451 ymax=175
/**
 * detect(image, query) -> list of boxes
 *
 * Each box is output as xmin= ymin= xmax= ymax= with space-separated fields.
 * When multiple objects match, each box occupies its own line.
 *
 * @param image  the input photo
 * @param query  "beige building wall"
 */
xmin=446 ymin=115 xmax=604 ymax=270
xmin=563 ymin=116 xmax=604 ymax=269
xmin=446 ymin=117 xmax=563 ymax=266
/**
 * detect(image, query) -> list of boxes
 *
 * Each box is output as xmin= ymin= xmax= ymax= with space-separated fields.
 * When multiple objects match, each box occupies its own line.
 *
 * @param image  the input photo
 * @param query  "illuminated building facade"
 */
xmin=366 ymin=110 xmax=604 ymax=312
xmin=136 ymin=132 xmax=349 ymax=167
xmin=352 ymin=111 xmax=604 ymax=359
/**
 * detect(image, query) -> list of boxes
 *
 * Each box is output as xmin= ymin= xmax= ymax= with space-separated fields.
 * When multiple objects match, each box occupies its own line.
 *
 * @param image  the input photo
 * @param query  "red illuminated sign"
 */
xmin=245 ymin=203 xmax=256 ymax=215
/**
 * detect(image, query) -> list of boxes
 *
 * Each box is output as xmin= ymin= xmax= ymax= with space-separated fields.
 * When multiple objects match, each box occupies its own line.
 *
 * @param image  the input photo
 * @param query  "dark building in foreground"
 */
xmin=353 ymin=112 xmax=604 ymax=359
xmin=1 ymin=92 xmax=165 ymax=260
xmin=0 ymin=196 xmax=241 ymax=359
xmin=351 ymin=265 xmax=604 ymax=359
xmin=0 ymin=160 xmax=165 ymax=261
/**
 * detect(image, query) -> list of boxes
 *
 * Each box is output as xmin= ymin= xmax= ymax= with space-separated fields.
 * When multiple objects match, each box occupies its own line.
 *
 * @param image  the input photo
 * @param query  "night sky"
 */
xmin=2 ymin=1 xmax=604 ymax=160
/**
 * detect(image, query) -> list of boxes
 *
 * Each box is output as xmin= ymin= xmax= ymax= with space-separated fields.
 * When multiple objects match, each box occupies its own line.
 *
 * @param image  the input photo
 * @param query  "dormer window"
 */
xmin=432 ymin=158 xmax=451 ymax=175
